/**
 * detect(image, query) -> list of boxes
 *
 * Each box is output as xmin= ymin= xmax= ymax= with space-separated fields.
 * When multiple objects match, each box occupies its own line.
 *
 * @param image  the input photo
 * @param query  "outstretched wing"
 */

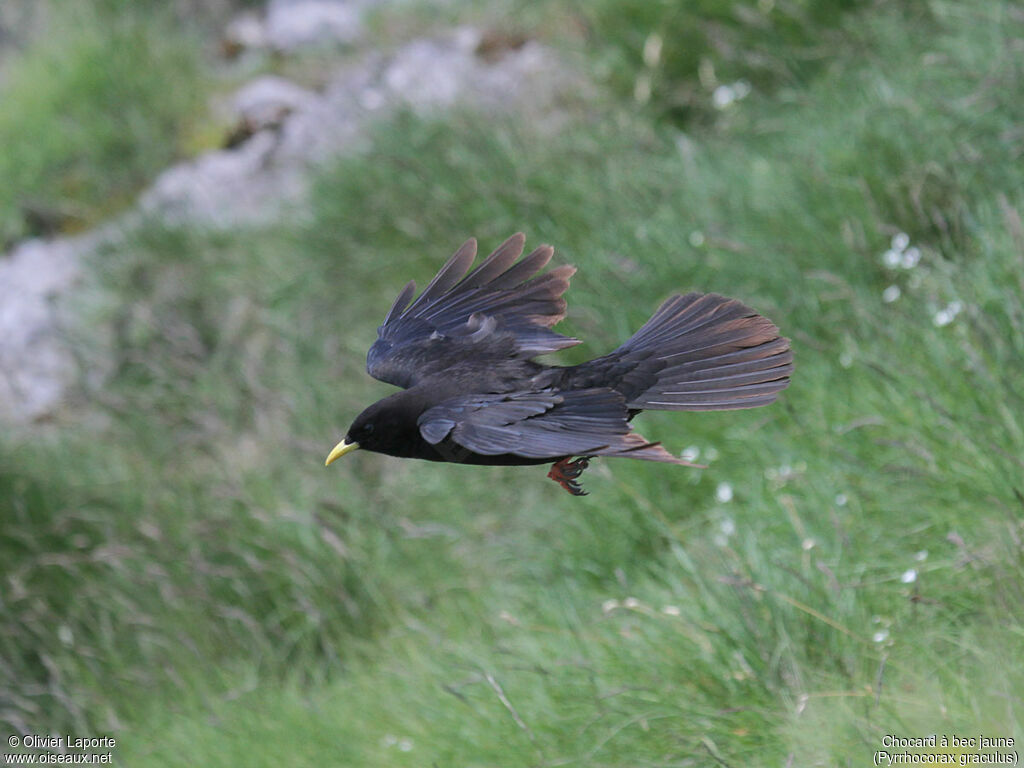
xmin=418 ymin=388 xmax=685 ymax=463
xmin=367 ymin=234 xmax=580 ymax=389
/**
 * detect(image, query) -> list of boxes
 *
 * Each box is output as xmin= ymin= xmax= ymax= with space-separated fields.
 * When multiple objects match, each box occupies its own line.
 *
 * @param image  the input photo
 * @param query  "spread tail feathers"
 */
xmin=577 ymin=292 xmax=793 ymax=411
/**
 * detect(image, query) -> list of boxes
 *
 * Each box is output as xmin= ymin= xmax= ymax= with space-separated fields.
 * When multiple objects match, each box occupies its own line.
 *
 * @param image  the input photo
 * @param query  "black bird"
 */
xmin=326 ymin=234 xmax=792 ymax=495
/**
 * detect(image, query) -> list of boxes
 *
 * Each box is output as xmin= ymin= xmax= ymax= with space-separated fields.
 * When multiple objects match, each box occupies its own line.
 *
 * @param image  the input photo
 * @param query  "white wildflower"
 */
xmin=901 ymin=568 xmax=918 ymax=584
xmin=933 ymin=300 xmax=963 ymax=327
xmin=712 ymin=84 xmax=736 ymax=109
xmin=642 ymin=34 xmax=663 ymax=68
xmin=839 ymin=351 xmax=853 ymax=368
xmin=602 ymin=599 xmax=620 ymax=614
xmin=801 ymin=538 xmax=816 ymax=551
xmin=715 ymin=482 xmax=734 ymax=503
xmin=915 ymin=550 xmax=928 ymax=561
xmin=681 ymin=445 xmax=701 ymax=462
xmin=891 ymin=232 xmax=910 ymax=251
xmin=661 ymin=605 xmax=681 ymax=616
xmin=689 ymin=230 xmax=705 ymax=248
xmin=720 ymin=518 xmax=736 ymax=537
xmin=835 ymin=493 xmax=848 ymax=507
xmin=882 ymin=249 xmax=902 ymax=268
xmin=623 ymin=596 xmax=641 ymax=610
xmin=872 ymin=629 xmax=889 ymax=644
xmin=712 ymin=80 xmax=751 ymax=109
xmin=882 ymin=285 xmax=901 ymax=303
xmin=900 ymin=246 xmax=921 ymax=269
xmin=398 ymin=739 xmax=413 ymax=752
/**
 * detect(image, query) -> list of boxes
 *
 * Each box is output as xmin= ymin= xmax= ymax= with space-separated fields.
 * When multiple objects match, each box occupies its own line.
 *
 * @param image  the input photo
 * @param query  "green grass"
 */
xmin=0 ymin=2 xmax=205 ymax=245
xmin=560 ymin=0 xmax=900 ymax=127
xmin=2 ymin=0 xmax=1023 ymax=765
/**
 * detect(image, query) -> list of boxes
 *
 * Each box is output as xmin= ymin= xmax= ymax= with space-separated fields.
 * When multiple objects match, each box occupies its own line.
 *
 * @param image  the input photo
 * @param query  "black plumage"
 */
xmin=326 ymin=234 xmax=792 ymax=495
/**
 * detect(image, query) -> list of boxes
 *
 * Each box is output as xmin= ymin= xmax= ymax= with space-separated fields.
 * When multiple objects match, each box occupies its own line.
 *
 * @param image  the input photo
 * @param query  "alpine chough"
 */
xmin=326 ymin=234 xmax=792 ymax=495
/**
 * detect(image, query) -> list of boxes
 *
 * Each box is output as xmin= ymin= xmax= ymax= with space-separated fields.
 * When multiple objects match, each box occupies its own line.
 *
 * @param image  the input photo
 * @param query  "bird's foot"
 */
xmin=548 ymin=456 xmax=594 ymax=497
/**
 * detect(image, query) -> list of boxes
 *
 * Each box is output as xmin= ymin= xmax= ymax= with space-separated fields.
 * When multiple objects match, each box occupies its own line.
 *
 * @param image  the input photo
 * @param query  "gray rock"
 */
xmin=144 ymin=27 xmax=584 ymax=228
xmin=233 ymin=75 xmax=318 ymax=130
xmin=222 ymin=10 xmax=269 ymax=56
xmin=0 ymin=235 xmax=90 ymax=422
xmin=379 ymin=27 xmax=544 ymax=110
xmin=265 ymin=0 xmax=366 ymax=51
xmin=140 ymin=130 xmax=308 ymax=227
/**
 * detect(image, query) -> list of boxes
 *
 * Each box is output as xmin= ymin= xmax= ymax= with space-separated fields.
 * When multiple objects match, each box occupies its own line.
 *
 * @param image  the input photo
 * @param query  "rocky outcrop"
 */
xmin=141 ymin=27 xmax=579 ymax=227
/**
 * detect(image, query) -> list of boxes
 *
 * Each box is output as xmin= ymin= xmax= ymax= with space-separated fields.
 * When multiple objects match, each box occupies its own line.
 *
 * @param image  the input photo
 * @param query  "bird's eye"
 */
xmin=363 ymin=423 xmax=374 ymax=434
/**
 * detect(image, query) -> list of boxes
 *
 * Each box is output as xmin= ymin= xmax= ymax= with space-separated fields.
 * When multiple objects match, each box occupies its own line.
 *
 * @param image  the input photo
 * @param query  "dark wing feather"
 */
xmin=382 ymin=280 xmax=417 ymax=325
xmin=404 ymin=238 xmax=478 ymax=314
xmin=367 ymin=235 xmax=581 ymax=389
xmin=418 ymin=388 xmax=685 ymax=463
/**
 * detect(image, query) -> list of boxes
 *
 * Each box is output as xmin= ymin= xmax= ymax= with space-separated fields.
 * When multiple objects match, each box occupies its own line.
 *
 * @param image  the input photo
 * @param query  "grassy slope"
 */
xmin=2 ymin=0 xmax=1022 ymax=765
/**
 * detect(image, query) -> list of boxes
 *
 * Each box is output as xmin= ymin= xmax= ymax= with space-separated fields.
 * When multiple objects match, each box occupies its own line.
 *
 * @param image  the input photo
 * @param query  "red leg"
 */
xmin=547 ymin=456 xmax=593 ymax=496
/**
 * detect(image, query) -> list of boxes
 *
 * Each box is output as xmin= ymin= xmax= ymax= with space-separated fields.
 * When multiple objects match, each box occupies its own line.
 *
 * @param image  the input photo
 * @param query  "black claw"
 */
xmin=564 ymin=477 xmax=588 ymax=496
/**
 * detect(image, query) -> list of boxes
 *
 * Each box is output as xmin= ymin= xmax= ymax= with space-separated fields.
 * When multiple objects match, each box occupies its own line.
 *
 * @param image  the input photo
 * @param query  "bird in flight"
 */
xmin=326 ymin=234 xmax=792 ymax=495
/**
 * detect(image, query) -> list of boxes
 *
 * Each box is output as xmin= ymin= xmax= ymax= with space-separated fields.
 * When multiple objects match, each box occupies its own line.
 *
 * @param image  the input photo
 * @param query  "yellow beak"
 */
xmin=325 ymin=439 xmax=360 ymax=466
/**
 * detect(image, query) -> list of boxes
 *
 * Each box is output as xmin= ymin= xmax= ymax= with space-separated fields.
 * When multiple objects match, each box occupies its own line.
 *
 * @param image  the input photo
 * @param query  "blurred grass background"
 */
xmin=2 ymin=0 xmax=1022 ymax=764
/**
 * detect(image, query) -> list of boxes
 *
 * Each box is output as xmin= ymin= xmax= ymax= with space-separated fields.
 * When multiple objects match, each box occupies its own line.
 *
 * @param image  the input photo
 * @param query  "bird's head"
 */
xmin=325 ymin=391 xmax=425 ymax=465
